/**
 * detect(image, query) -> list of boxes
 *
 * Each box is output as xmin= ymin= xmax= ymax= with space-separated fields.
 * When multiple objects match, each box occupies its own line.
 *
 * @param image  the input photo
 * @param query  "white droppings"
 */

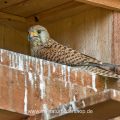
xmin=48 ymin=61 xmax=51 ymax=79
xmin=0 ymin=49 xmax=3 ymax=62
xmin=75 ymin=71 xmax=77 ymax=78
xmin=81 ymin=73 xmax=84 ymax=86
xmin=12 ymin=54 xmax=16 ymax=68
xmin=61 ymin=65 xmax=67 ymax=87
xmin=70 ymin=101 xmax=77 ymax=111
xmin=25 ymin=56 xmax=29 ymax=72
xmin=82 ymin=100 xmax=86 ymax=107
xmin=35 ymin=59 xmax=39 ymax=74
xmin=59 ymin=102 xmax=62 ymax=106
xmin=73 ymin=95 xmax=76 ymax=102
xmin=28 ymin=56 xmax=32 ymax=71
xmin=61 ymin=105 xmax=68 ymax=114
xmin=28 ymin=72 xmax=34 ymax=86
xmin=31 ymin=57 xmax=35 ymax=71
xmin=18 ymin=55 xmax=24 ymax=71
xmin=40 ymin=60 xmax=46 ymax=99
xmin=105 ymin=78 xmax=108 ymax=89
xmin=40 ymin=80 xmax=45 ymax=99
xmin=67 ymin=66 xmax=71 ymax=84
xmin=24 ymin=74 xmax=27 ymax=114
xmin=68 ymin=66 xmax=72 ymax=100
xmin=53 ymin=64 xmax=56 ymax=73
xmin=43 ymin=104 xmax=50 ymax=120
xmin=14 ymin=53 xmax=17 ymax=68
xmin=113 ymin=89 xmax=117 ymax=97
xmin=9 ymin=52 xmax=16 ymax=69
xmin=92 ymin=73 xmax=97 ymax=92
xmin=35 ymin=59 xmax=37 ymax=73
xmin=9 ymin=53 xmax=12 ymax=67
xmin=34 ymin=73 xmax=37 ymax=81
xmin=83 ymin=87 xmax=87 ymax=97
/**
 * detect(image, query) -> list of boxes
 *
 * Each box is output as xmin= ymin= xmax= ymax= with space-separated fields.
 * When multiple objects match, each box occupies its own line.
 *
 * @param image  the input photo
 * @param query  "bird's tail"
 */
xmin=80 ymin=65 xmax=120 ymax=79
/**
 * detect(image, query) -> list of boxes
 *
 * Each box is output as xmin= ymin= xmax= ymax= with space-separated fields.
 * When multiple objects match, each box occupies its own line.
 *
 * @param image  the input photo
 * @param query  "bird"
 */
xmin=28 ymin=25 xmax=120 ymax=79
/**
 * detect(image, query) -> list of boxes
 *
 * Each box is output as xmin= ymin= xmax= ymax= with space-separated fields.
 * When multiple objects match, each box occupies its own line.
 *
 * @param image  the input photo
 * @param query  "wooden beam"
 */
xmin=0 ymin=0 xmax=25 ymax=9
xmin=0 ymin=0 xmax=72 ymax=17
xmin=0 ymin=12 xmax=27 ymax=23
xmin=27 ymin=2 xmax=93 ymax=25
xmin=75 ymin=0 xmax=120 ymax=11
xmin=0 ymin=12 xmax=28 ymax=31
xmin=0 ymin=109 xmax=29 ymax=120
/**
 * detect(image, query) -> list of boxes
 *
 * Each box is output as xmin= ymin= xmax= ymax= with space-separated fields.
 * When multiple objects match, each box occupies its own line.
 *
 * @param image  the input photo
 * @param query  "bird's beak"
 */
xmin=30 ymin=31 xmax=38 ymax=37
xmin=28 ymin=31 xmax=38 ymax=41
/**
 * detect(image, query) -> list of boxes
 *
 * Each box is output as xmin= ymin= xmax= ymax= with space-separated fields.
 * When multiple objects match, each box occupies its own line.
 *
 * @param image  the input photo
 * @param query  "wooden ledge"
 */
xmin=50 ymin=89 xmax=120 ymax=120
xmin=76 ymin=0 xmax=120 ymax=11
xmin=0 ymin=108 xmax=28 ymax=120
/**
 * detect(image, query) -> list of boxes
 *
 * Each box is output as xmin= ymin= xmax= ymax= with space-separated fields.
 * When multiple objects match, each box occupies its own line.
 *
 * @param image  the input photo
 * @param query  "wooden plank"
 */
xmin=76 ymin=0 xmax=120 ymax=11
xmin=27 ymin=2 xmax=93 ymax=25
xmin=34 ymin=90 xmax=120 ymax=120
xmin=110 ymin=116 xmax=120 ymax=120
xmin=0 ymin=23 xmax=29 ymax=54
xmin=4 ymin=24 xmax=29 ymax=54
xmin=0 ymin=12 xmax=27 ymax=23
xmin=0 ymin=24 xmax=4 ymax=48
xmin=0 ymin=0 xmax=72 ymax=17
xmin=42 ymin=8 xmax=113 ymax=62
xmin=52 ymin=99 xmax=120 ymax=120
xmin=112 ymin=12 xmax=120 ymax=66
xmin=0 ymin=11 xmax=34 ymax=32
xmin=0 ymin=109 xmax=28 ymax=120
xmin=0 ymin=20 xmax=28 ymax=32
xmin=0 ymin=0 xmax=25 ymax=9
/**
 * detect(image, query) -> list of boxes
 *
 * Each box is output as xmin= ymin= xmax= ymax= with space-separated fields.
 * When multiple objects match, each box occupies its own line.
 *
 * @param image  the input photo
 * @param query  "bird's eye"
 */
xmin=37 ymin=30 xmax=41 ymax=34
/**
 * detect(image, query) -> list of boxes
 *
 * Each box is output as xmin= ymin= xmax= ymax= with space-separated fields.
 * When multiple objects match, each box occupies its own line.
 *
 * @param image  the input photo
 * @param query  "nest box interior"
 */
xmin=0 ymin=0 xmax=120 ymax=64
xmin=0 ymin=1 xmax=120 ymax=120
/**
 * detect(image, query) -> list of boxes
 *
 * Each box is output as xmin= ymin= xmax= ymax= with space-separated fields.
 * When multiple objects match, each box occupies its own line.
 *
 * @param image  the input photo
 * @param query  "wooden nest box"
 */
xmin=0 ymin=0 xmax=120 ymax=120
xmin=0 ymin=0 xmax=120 ymax=64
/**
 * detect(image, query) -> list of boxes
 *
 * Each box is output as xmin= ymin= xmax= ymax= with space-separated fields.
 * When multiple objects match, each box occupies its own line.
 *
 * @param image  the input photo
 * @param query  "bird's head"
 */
xmin=28 ymin=25 xmax=50 ymax=45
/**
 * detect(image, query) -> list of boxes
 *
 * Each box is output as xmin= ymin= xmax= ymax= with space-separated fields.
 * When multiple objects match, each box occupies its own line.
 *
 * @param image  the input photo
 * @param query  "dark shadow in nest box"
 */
xmin=34 ymin=16 xmax=39 ymax=22
xmin=4 ymin=1 xmax=8 ymax=4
